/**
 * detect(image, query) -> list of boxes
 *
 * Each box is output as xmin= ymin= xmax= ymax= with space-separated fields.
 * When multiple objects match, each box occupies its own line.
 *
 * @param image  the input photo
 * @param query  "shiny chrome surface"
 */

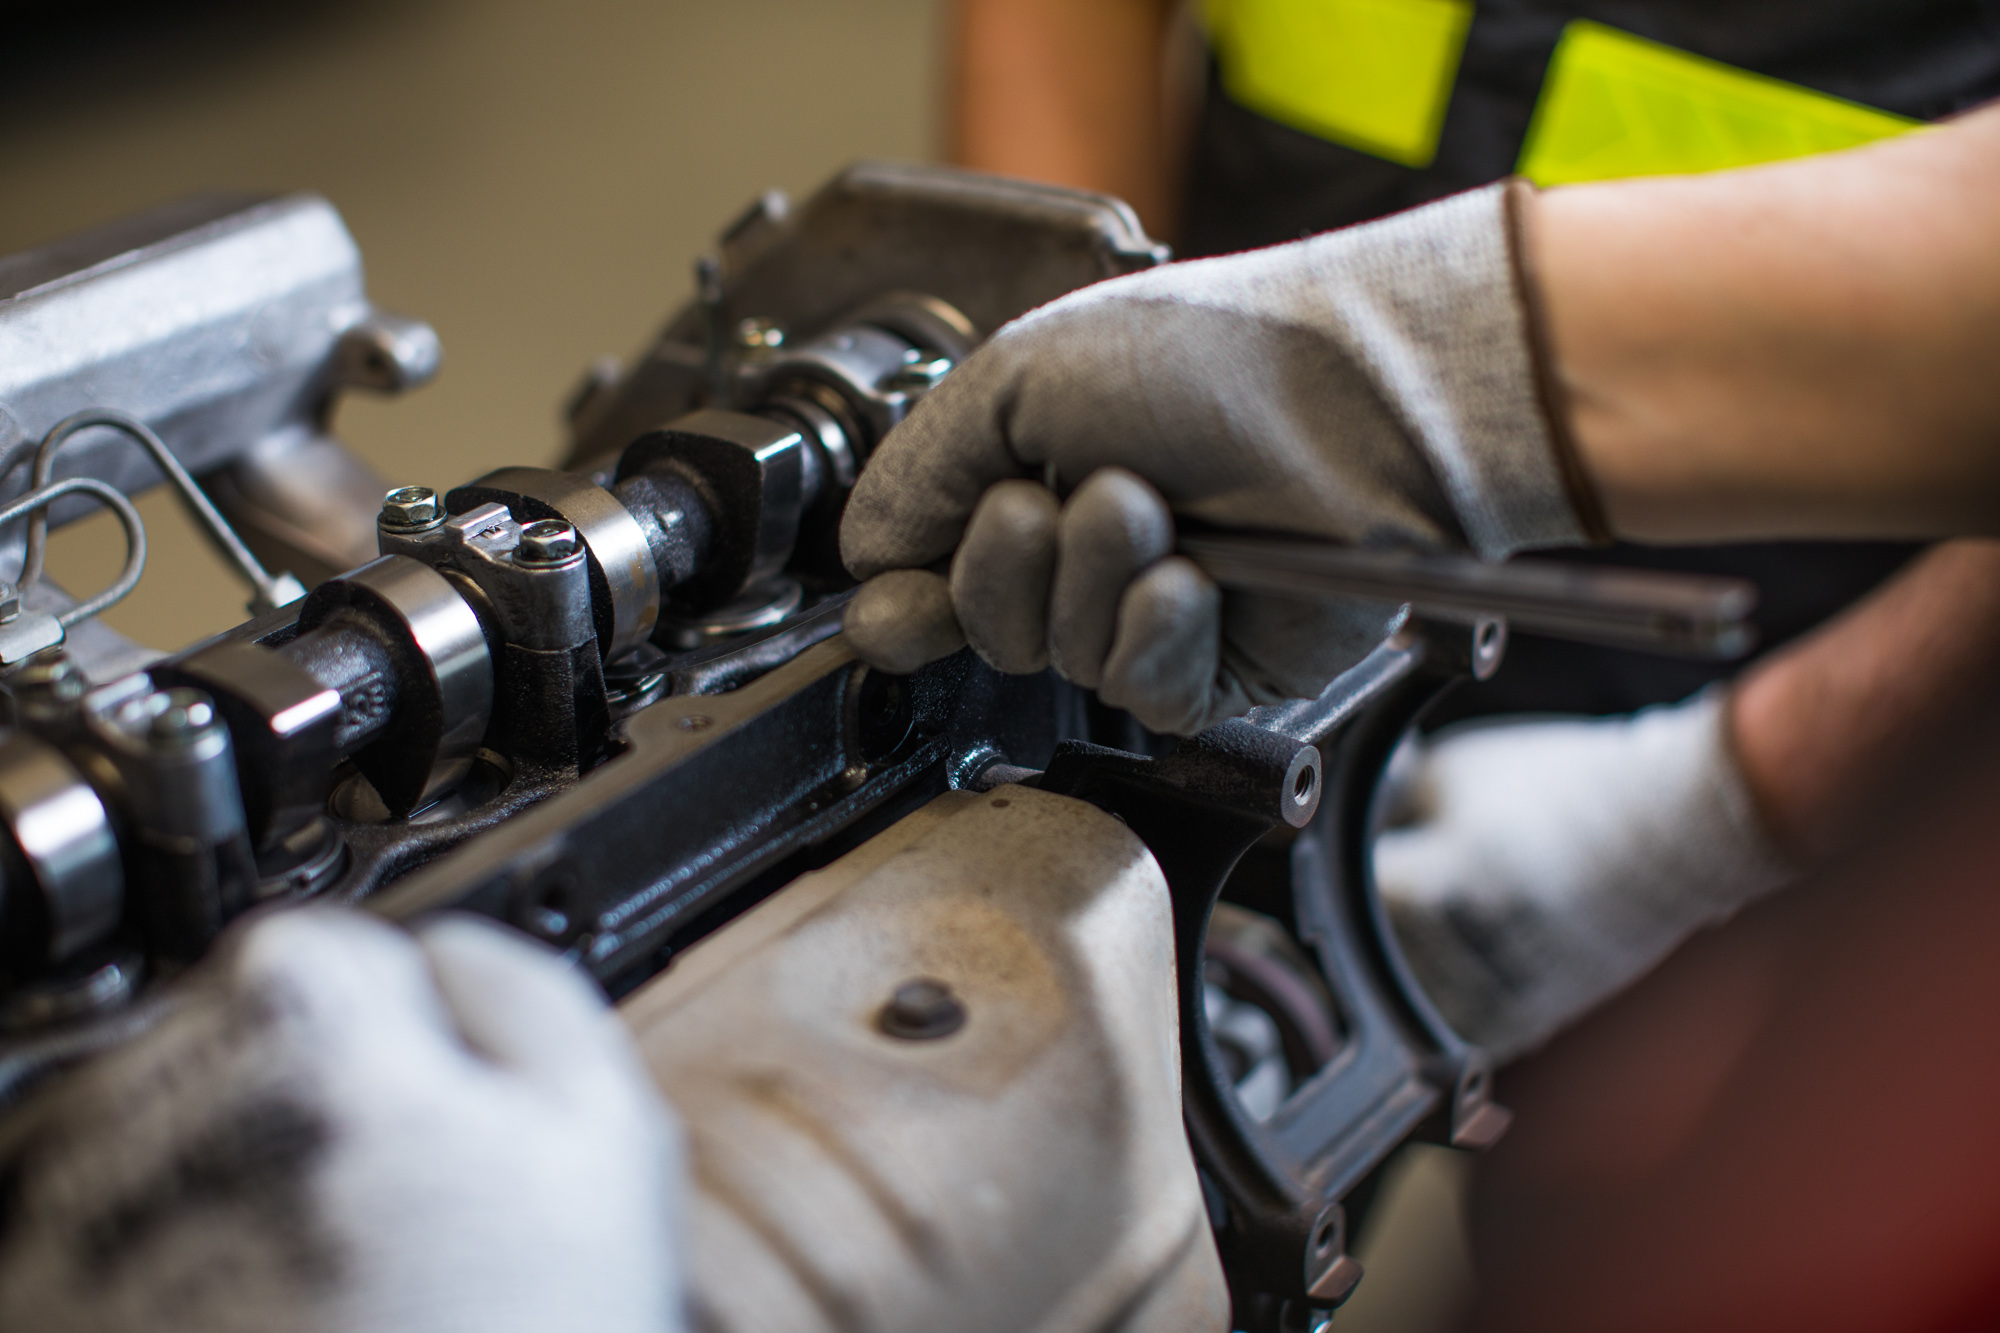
xmin=0 ymin=734 xmax=123 ymax=963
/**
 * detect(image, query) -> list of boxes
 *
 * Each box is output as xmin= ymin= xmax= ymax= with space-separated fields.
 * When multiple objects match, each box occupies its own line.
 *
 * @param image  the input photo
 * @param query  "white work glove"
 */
xmin=1375 ymin=690 xmax=1797 ymax=1062
xmin=841 ymin=181 xmax=1595 ymax=735
xmin=0 ymin=908 xmax=683 ymax=1333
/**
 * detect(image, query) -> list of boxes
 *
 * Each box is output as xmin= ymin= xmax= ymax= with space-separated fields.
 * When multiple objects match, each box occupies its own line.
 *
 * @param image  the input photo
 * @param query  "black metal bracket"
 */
xmin=1038 ymin=625 xmax=1512 ymax=1326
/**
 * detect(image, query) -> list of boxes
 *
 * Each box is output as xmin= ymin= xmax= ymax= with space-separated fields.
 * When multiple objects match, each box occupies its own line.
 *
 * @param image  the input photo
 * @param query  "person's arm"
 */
xmin=1377 ymin=537 xmax=2000 ymax=1059
xmin=951 ymin=0 xmax=1184 ymax=236
xmin=840 ymin=105 xmax=2000 ymax=728
xmin=1730 ymin=539 xmax=2000 ymax=860
xmin=1535 ymin=103 xmax=2000 ymax=543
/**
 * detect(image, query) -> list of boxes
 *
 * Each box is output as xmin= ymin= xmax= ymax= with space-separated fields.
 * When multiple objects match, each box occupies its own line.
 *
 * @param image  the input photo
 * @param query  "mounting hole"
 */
xmin=851 ymin=669 xmax=915 ymax=763
xmin=1283 ymin=751 xmax=1323 ymax=826
xmin=1471 ymin=616 xmax=1507 ymax=680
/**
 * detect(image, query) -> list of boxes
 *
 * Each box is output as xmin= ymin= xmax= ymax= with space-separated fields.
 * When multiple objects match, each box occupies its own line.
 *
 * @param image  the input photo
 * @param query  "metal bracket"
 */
xmin=1037 ymin=623 xmax=1513 ymax=1327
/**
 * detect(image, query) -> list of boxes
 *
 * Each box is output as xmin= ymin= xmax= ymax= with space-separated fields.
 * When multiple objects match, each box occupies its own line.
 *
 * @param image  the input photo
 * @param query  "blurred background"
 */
xmin=0 ymin=3 xmax=1475 ymax=1330
xmin=11 ymin=0 xmax=943 ymax=649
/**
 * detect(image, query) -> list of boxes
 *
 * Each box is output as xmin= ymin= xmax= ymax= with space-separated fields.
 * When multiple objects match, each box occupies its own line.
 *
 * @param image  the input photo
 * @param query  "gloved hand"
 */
xmin=841 ymin=181 xmax=1598 ymax=735
xmin=1374 ymin=690 xmax=1796 ymax=1062
xmin=0 ymin=908 xmax=683 ymax=1333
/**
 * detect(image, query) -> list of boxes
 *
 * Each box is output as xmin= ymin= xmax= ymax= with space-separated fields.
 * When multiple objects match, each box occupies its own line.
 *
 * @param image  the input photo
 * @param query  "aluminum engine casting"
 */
xmin=0 ymin=166 xmax=1530 ymax=1333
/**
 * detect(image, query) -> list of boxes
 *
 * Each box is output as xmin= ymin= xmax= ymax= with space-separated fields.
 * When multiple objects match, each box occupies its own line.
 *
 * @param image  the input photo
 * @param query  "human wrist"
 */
xmin=1723 ymin=540 xmax=2000 ymax=863
xmin=1723 ymin=662 xmax=1818 ymax=863
xmin=1293 ymin=182 xmax=1596 ymax=556
xmin=1501 ymin=179 xmax=1613 ymax=546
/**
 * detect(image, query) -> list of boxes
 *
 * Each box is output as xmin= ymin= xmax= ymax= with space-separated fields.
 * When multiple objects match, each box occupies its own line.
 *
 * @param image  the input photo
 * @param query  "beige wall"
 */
xmin=4 ymin=0 xmax=942 ymax=647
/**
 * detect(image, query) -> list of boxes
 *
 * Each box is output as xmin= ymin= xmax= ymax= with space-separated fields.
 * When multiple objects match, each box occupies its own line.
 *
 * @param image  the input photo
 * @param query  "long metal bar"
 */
xmin=1180 ymin=534 xmax=1758 ymax=658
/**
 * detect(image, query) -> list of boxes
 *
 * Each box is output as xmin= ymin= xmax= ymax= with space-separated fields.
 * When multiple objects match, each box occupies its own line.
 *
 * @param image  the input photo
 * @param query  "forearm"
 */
xmin=1532 ymin=103 xmax=2000 ymax=543
xmin=951 ymin=0 xmax=1182 ymax=235
xmin=1729 ymin=540 xmax=2000 ymax=861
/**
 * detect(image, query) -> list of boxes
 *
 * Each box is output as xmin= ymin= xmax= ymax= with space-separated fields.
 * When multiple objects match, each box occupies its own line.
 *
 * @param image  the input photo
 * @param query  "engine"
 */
xmin=0 ymin=165 xmax=1520 ymax=1333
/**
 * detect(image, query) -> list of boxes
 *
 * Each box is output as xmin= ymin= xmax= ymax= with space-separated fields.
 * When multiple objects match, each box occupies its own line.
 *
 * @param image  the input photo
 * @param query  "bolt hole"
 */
xmin=1293 ymin=764 xmax=1317 ymax=803
xmin=853 ymin=670 xmax=915 ymax=763
xmin=1313 ymin=1219 xmax=1338 ymax=1253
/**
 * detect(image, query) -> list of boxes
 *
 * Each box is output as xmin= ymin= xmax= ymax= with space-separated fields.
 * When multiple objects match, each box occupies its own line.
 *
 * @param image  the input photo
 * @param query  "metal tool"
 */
xmin=1181 ymin=533 xmax=1759 ymax=659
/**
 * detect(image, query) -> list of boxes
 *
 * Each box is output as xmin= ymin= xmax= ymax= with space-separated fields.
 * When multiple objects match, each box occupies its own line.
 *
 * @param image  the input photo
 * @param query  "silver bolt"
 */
xmin=735 ymin=317 xmax=785 ymax=350
xmin=10 ymin=656 xmax=84 ymax=718
xmin=515 ymin=519 xmax=581 ymax=565
xmin=146 ymin=687 xmax=217 ymax=744
xmin=0 ymin=580 xmax=20 ymax=624
xmin=380 ymin=485 xmax=443 ymax=530
xmin=887 ymin=352 xmax=952 ymax=394
xmin=11 ymin=656 xmax=81 ymax=698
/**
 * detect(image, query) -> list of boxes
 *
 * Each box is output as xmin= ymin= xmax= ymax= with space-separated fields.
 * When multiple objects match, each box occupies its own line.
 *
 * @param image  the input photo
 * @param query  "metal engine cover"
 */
xmin=622 ymin=786 xmax=1229 ymax=1333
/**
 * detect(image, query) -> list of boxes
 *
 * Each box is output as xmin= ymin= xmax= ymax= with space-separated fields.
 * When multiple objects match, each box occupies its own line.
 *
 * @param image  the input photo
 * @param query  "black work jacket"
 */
xmin=1182 ymin=0 xmax=2000 ymax=257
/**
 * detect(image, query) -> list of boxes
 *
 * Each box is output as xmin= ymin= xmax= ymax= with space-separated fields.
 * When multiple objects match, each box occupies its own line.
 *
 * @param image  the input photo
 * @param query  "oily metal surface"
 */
xmin=622 ymin=786 xmax=1228 ymax=1333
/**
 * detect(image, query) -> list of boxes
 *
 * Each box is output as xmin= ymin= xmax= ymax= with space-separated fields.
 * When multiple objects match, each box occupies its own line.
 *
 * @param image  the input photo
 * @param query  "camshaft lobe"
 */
xmin=278 ymin=609 xmax=406 ymax=755
xmin=609 ymin=468 xmax=715 ymax=595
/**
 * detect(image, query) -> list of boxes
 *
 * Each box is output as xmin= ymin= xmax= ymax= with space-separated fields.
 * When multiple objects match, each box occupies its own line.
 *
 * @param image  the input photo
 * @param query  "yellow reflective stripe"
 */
xmin=1206 ymin=0 xmax=1474 ymax=168
xmin=1518 ymin=21 xmax=1919 ymax=185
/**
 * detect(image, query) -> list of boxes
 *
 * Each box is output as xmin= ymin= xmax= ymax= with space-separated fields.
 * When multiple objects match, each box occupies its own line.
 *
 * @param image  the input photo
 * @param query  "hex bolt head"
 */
xmin=380 ymin=485 xmax=444 ymax=530
xmin=146 ymin=687 xmax=218 ymax=744
xmin=886 ymin=350 xmax=953 ymax=394
xmin=10 ymin=656 xmax=83 ymax=702
xmin=878 ymin=977 xmax=966 ymax=1040
xmin=9 ymin=656 xmax=85 ymax=726
xmin=515 ymin=518 xmax=581 ymax=566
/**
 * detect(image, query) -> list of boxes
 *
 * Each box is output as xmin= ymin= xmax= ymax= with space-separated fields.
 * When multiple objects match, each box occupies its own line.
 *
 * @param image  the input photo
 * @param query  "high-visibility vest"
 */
xmin=1203 ymin=0 xmax=1919 ymax=184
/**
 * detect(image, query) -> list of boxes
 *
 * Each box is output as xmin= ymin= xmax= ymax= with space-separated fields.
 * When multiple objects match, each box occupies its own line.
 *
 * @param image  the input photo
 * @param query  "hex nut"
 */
xmin=878 ymin=977 xmax=966 ymax=1040
xmin=515 ymin=518 xmax=581 ymax=565
xmin=886 ymin=350 xmax=952 ymax=394
xmin=9 ymin=656 xmax=82 ymax=700
xmin=146 ymin=687 xmax=218 ymax=743
xmin=380 ymin=485 xmax=444 ymax=530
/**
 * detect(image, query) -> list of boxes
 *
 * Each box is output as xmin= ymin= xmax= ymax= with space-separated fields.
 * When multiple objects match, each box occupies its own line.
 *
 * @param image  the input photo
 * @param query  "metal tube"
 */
xmin=0 ymin=474 xmax=148 ymax=627
xmin=19 ymin=409 xmax=301 ymax=615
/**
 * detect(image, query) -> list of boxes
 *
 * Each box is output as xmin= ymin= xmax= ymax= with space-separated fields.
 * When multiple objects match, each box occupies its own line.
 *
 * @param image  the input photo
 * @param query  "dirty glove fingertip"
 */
xmin=844 ymin=570 xmax=966 ymax=674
